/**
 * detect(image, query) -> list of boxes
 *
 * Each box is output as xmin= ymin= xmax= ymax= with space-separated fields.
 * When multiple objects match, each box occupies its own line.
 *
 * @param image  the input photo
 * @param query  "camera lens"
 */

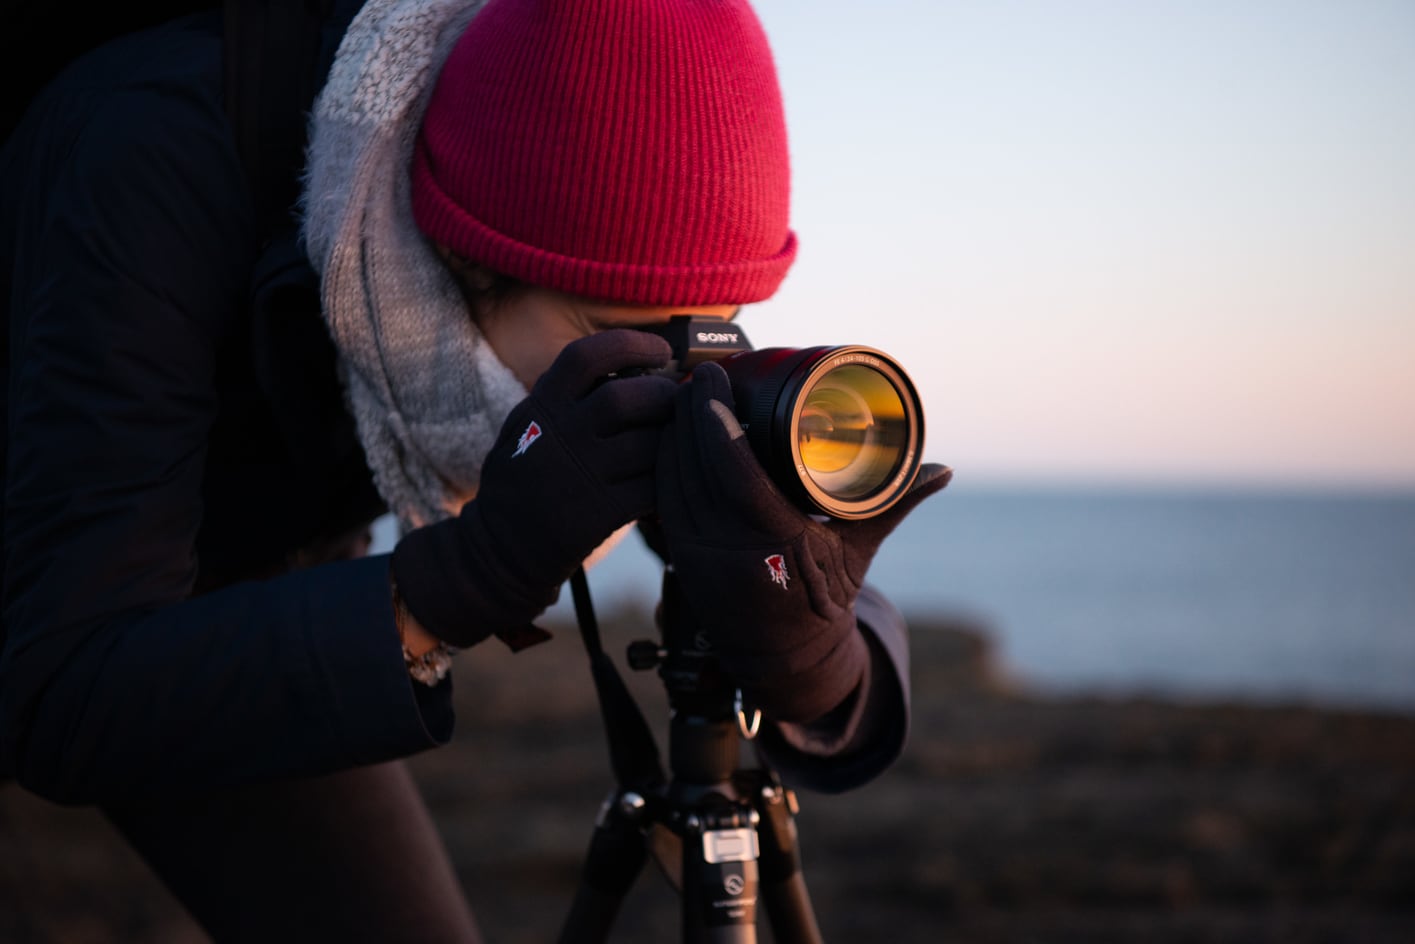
xmin=721 ymin=345 xmax=924 ymax=519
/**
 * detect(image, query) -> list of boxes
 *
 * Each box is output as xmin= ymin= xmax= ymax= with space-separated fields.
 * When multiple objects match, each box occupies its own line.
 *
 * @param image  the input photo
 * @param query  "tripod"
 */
xmin=558 ymin=564 xmax=825 ymax=944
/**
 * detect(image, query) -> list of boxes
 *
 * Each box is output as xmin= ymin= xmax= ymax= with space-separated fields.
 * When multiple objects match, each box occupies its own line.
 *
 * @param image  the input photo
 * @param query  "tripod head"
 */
xmin=630 ymin=565 xmax=759 ymax=773
xmin=560 ymin=564 xmax=823 ymax=944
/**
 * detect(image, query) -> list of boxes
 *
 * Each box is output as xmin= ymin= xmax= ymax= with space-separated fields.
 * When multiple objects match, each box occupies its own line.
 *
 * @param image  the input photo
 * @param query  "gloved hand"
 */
xmin=392 ymin=329 xmax=677 ymax=649
xmin=654 ymin=360 xmax=951 ymax=722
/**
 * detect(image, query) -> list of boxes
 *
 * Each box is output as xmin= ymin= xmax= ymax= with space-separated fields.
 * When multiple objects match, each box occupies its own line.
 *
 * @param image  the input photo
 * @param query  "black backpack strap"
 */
xmin=222 ymin=0 xmax=336 ymax=239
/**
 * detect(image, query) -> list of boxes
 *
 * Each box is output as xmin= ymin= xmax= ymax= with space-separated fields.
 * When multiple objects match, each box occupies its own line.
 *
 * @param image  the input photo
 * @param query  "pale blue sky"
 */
xmin=742 ymin=0 xmax=1415 ymax=491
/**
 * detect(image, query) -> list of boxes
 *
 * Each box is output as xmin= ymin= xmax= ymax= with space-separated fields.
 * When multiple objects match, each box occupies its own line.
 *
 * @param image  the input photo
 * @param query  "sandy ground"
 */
xmin=3 ymin=603 xmax=1413 ymax=942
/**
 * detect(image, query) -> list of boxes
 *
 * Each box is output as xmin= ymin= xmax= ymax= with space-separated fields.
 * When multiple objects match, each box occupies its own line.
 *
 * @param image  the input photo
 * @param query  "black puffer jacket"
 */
xmin=0 ymin=9 xmax=437 ymax=804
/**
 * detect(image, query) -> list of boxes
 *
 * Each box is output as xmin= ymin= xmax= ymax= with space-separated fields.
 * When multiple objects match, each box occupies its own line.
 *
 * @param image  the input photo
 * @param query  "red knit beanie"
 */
xmin=411 ymin=0 xmax=796 ymax=306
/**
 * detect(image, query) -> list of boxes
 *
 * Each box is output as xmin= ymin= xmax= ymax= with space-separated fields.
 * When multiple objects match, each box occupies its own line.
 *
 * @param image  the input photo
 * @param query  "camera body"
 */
xmin=642 ymin=316 xmax=925 ymax=520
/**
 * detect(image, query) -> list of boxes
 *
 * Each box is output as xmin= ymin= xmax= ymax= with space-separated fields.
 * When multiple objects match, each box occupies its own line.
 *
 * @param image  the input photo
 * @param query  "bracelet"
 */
xmin=404 ymin=640 xmax=457 ymax=687
xmin=391 ymin=572 xmax=458 ymax=687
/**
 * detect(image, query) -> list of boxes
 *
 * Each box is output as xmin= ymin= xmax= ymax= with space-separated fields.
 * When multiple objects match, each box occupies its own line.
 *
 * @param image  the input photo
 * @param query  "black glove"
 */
xmin=654 ymin=361 xmax=951 ymax=721
xmin=392 ymin=329 xmax=678 ymax=649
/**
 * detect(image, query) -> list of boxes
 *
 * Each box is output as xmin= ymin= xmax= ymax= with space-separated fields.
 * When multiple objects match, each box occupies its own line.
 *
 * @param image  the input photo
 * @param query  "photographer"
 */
xmin=0 ymin=0 xmax=949 ymax=939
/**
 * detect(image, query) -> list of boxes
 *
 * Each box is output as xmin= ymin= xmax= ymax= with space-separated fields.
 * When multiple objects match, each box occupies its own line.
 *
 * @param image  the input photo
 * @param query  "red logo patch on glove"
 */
xmin=765 ymin=553 xmax=789 ymax=589
xmin=513 ymin=421 xmax=543 ymax=457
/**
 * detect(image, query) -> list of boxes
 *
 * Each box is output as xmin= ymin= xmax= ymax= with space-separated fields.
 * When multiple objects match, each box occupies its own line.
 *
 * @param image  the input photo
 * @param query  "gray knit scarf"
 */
xmin=300 ymin=0 xmax=528 ymax=532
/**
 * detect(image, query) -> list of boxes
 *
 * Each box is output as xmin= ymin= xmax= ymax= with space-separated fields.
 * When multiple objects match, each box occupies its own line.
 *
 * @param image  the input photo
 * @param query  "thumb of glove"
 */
xmin=835 ymin=463 xmax=953 ymax=585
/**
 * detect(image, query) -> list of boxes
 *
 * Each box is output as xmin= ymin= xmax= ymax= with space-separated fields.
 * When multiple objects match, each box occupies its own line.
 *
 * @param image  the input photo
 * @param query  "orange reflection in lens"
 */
xmin=796 ymin=365 xmax=908 ymax=500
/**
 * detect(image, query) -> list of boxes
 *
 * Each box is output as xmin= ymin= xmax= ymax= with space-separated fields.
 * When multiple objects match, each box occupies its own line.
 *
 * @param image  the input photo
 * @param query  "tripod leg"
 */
xmin=558 ymin=791 xmax=650 ymax=944
xmin=755 ymin=784 xmax=823 ymax=944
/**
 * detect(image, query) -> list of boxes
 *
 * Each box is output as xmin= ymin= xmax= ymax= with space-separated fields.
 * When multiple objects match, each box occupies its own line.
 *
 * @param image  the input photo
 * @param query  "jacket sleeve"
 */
xmin=756 ymin=583 xmax=910 ymax=793
xmin=1 ymin=74 xmax=449 ymax=804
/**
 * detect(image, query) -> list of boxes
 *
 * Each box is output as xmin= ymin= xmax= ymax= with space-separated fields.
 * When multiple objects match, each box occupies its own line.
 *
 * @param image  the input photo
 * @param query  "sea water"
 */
xmin=378 ymin=487 xmax=1415 ymax=713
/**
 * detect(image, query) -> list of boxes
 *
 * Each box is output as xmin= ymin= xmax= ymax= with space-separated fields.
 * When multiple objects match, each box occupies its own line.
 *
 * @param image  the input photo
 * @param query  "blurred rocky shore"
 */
xmin=3 ymin=606 xmax=1413 ymax=942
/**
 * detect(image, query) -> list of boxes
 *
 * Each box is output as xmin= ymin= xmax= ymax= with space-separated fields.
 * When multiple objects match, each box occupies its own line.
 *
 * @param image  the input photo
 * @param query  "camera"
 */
xmin=643 ymin=315 xmax=926 ymax=520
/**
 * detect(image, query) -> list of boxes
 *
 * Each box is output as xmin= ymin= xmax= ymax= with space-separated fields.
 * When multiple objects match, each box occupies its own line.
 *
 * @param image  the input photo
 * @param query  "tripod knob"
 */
xmin=626 ymin=639 xmax=666 ymax=670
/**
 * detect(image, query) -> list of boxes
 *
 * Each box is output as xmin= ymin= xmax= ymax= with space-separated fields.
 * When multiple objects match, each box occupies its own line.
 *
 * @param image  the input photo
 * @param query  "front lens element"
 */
xmin=797 ymin=365 xmax=910 ymax=500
